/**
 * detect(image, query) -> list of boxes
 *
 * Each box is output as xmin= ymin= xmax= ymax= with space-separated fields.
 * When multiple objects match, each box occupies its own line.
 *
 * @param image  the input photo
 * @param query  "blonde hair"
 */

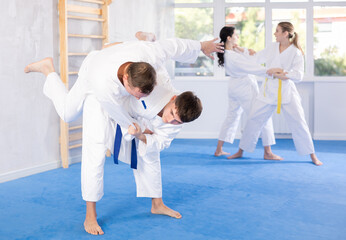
xmin=278 ymin=22 xmax=304 ymax=55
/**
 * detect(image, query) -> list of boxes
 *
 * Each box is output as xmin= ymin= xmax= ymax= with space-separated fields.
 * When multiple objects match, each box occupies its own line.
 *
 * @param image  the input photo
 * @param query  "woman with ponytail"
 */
xmin=234 ymin=22 xmax=323 ymax=166
xmin=214 ymin=26 xmax=283 ymax=161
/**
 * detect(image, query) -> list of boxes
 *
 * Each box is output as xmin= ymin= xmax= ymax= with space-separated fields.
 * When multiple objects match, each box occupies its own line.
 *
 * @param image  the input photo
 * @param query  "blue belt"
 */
xmin=113 ymin=124 xmax=137 ymax=169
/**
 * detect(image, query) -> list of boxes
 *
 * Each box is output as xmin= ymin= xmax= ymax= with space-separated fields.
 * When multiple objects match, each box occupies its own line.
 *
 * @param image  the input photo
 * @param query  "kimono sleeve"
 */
xmin=154 ymin=38 xmax=201 ymax=65
xmin=285 ymin=51 xmax=304 ymax=83
xmin=137 ymin=123 xmax=182 ymax=156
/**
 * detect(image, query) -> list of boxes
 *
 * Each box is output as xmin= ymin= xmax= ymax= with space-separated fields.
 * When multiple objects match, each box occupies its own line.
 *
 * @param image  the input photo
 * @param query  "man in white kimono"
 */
xmin=25 ymin=37 xmax=222 ymax=235
xmin=24 ymin=37 xmax=223 ymax=127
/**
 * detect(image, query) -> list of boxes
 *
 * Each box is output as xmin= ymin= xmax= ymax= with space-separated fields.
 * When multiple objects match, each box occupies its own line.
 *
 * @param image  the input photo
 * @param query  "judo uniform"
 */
xmin=43 ymin=38 xmax=201 ymax=127
xmin=218 ymin=48 xmax=275 ymax=147
xmin=118 ymin=84 xmax=182 ymax=198
xmin=239 ymin=42 xmax=315 ymax=155
xmin=73 ymin=39 xmax=200 ymax=202
xmin=82 ymin=83 xmax=182 ymax=201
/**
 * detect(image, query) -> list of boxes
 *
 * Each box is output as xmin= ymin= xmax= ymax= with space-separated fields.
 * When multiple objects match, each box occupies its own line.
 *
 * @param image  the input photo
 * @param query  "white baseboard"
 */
xmin=0 ymin=155 xmax=82 ymax=184
xmin=0 ymin=160 xmax=61 ymax=183
xmin=313 ymin=133 xmax=346 ymax=140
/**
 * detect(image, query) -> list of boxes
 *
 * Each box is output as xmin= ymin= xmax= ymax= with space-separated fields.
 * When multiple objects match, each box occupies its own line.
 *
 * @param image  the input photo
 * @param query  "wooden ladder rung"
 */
xmin=67 ymin=15 xmax=105 ymax=22
xmin=69 ymin=125 xmax=82 ymax=130
xmin=67 ymin=4 xmax=101 ymax=15
xmin=75 ymin=0 xmax=105 ymax=4
xmin=68 ymin=71 xmax=79 ymax=75
xmin=69 ymin=132 xmax=82 ymax=142
xmin=69 ymin=143 xmax=82 ymax=149
xmin=68 ymin=52 xmax=89 ymax=56
xmin=68 ymin=34 xmax=105 ymax=39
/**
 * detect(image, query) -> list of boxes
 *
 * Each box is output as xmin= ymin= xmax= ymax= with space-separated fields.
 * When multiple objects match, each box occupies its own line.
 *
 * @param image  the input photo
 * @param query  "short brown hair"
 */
xmin=175 ymin=91 xmax=203 ymax=123
xmin=127 ymin=62 xmax=157 ymax=94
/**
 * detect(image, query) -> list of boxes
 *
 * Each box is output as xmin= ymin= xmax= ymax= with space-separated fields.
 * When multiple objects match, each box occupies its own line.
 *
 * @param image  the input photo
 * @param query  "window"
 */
xmin=272 ymin=9 xmax=306 ymax=54
xmin=225 ymin=7 xmax=265 ymax=51
xmin=174 ymin=0 xmax=346 ymax=79
xmin=314 ymin=6 xmax=346 ymax=76
xmin=174 ymin=7 xmax=214 ymax=76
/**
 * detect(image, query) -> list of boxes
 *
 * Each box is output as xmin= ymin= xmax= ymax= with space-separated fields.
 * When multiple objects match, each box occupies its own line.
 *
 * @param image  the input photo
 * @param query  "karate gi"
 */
xmin=82 ymin=83 xmax=181 ymax=201
xmin=239 ymin=43 xmax=315 ymax=155
xmin=43 ymin=38 xmax=201 ymax=127
xmin=72 ymin=39 xmax=200 ymax=202
xmin=118 ymin=84 xmax=182 ymax=198
xmin=218 ymin=49 xmax=275 ymax=147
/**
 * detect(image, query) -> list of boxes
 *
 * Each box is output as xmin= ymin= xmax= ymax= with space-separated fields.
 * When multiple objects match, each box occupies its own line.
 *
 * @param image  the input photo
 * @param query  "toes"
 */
xmin=97 ymin=226 xmax=104 ymax=235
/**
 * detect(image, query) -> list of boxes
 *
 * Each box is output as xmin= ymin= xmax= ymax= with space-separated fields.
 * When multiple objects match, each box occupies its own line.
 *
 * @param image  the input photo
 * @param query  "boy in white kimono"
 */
xmin=81 ymin=85 xmax=202 ymax=235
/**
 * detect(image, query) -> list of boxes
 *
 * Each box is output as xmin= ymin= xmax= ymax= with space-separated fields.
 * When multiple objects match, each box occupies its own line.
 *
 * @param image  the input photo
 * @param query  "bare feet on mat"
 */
xmin=84 ymin=216 xmax=104 ymax=235
xmin=311 ymin=153 xmax=323 ymax=166
xmin=24 ymin=57 xmax=55 ymax=76
xmin=227 ymin=149 xmax=243 ymax=159
xmin=135 ymin=31 xmax=156 ymax=42
xmin=151 ymin=198 xmax=182 ymax=219
xmin=214 ymin=150 xmax=230 ymax=157
xmin=264 ymin=152 xmax=283 ymax=160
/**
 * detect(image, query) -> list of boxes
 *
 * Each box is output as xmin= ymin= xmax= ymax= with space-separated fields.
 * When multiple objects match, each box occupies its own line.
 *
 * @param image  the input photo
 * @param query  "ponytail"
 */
xmin=291 ymin=31 xmax=304 ymax=55
xmin=217 ymin=39 xmax=225 ymax=67
xmin=218 ymin=26 xmax=235 ymax=67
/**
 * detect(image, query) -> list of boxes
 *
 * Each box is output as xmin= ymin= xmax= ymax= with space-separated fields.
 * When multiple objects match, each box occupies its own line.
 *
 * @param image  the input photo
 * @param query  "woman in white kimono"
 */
xmin=235 ymin=22 xmax=322 ymax=166
xmin=214 ymin=26 xmax=283 ymax=160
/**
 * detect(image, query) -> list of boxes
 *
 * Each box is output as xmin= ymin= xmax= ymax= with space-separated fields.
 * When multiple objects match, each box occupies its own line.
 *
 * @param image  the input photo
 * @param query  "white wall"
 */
xmin=314 ymin=81 xmax=346 ymax=140
xmin=0 ymin=0 xmax=60 ymax=182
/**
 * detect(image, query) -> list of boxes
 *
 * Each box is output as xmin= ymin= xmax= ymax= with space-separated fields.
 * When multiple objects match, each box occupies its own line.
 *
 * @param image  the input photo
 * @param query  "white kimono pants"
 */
xmin=218 ymin=79 xmax=275 ymax=146
xmin=43 ymin=72 xmax=87 ymax=123
xmin=239 ymin=93 xmax=315 ymax=155
xmin=81 ymin=95 xmax=162 ymax=202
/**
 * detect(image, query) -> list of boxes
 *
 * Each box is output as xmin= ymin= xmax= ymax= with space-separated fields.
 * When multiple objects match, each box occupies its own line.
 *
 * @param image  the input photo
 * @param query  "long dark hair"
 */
xmin=217 ymin=26 xmax=235 ymax=67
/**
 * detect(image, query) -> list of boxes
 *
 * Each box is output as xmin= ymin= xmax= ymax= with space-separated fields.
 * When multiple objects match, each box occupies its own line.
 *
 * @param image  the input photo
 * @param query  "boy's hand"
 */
xmin=143 ymin=128 xmax=154 ymax=135
xmin=128 ymin=123 xmax=142 ymax=138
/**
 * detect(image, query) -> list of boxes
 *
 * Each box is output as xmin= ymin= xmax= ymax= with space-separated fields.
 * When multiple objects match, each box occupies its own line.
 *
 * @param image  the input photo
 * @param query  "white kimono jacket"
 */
xmin=113 ymin=84 xmax=182 ymax=198
xmin=255 ymin=42 xmax=304 ymax=105
xmin=43 ymin=38 xmax=201 ymax=127
xmin=218 ymin=49 xmax=275 ymax=146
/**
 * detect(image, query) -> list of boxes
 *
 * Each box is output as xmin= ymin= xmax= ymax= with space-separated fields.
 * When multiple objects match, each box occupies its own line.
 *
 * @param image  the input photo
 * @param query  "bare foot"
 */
xmin=151 ymin=204 xmax=182 ymax=219
xmin=151 ymin=198 xmax=182 ymax=219
xmin=84 ymin=216 xmax=104 ymax=235
xmin=24 ymin=57 xmax=55 ymax=76
xmin=135 ymin=31 xmax=156 ymax=42
xmin=264 ymin=152 xmax=283 ymax=161
xmin=311 ymin=153 xmax=323 ymax=166
xmin=214 ymin=150 xmax=230 ymax=157
xmin=227 ymin=149 xmax=243 ymax=159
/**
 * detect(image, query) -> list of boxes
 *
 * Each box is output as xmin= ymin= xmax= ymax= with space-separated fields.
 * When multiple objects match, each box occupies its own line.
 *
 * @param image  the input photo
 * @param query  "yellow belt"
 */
xmin=263 ymin=78 xmax=282 ymax=114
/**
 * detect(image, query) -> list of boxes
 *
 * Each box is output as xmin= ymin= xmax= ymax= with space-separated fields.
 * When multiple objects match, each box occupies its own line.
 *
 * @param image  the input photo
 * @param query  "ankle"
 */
xmin=152 ymin=199 xmax=164 ymax=208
